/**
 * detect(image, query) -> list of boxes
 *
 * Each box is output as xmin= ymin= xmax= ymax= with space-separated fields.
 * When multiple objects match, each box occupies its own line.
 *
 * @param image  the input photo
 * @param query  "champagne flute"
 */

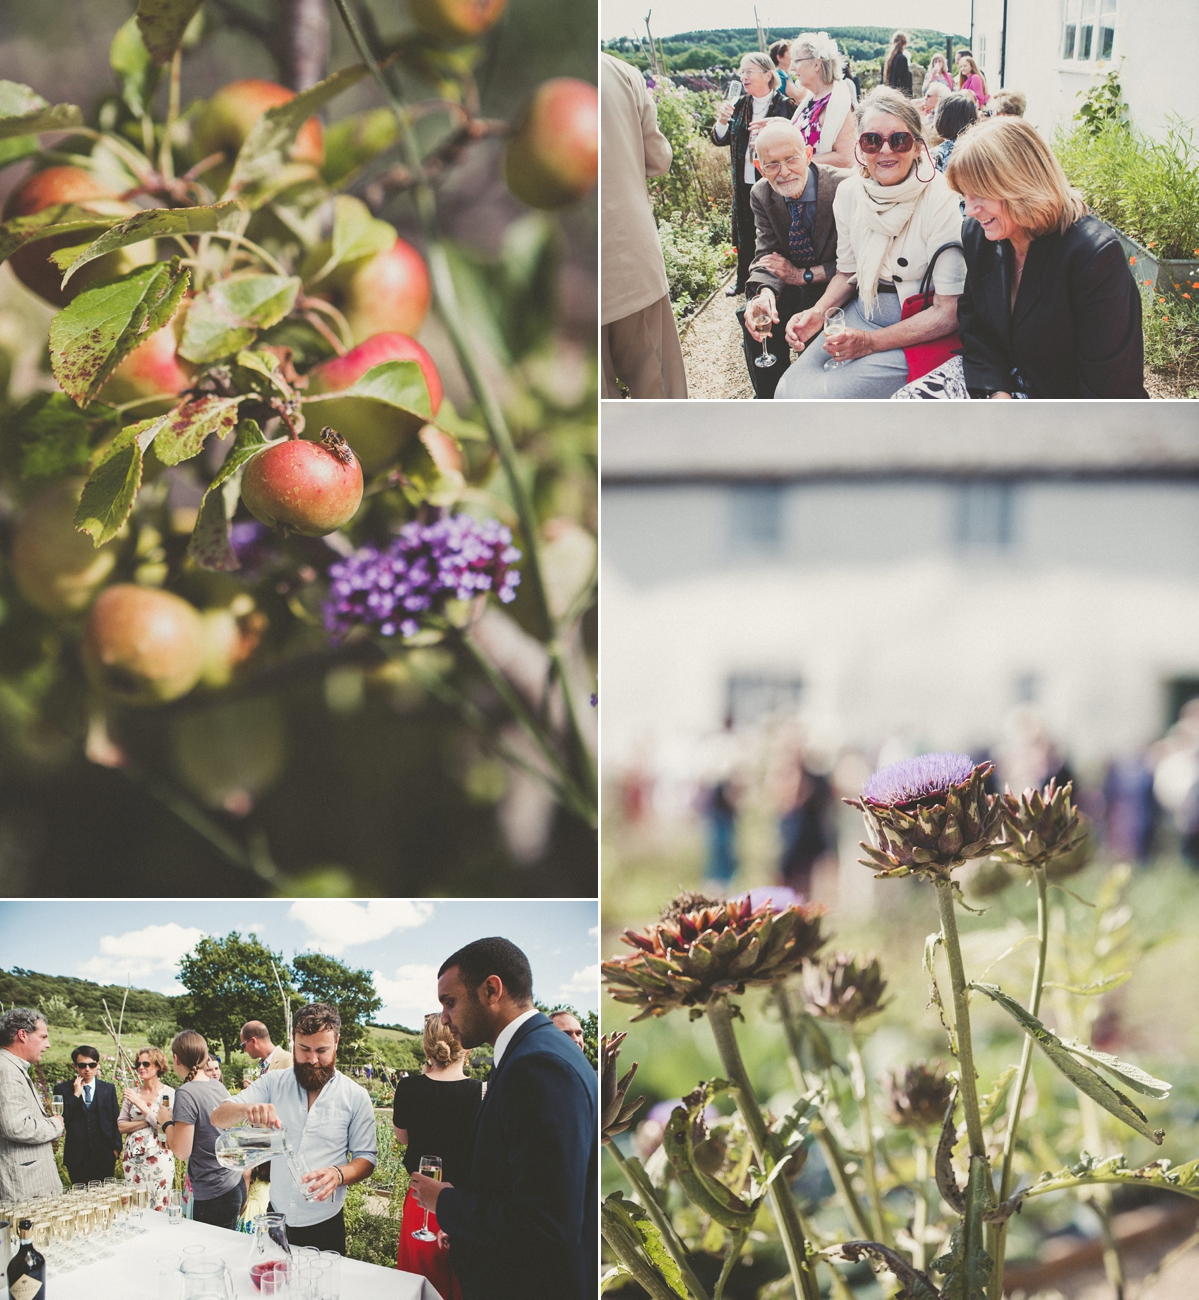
xmin=94 ymin=1197 xmax=115 ymax=1258
xmin=32 ymin=1218 xmax=53 ymax=1276
xmin=75 ymin=1203 xmax=94 ymax=1262
xmin=51 ymin=1096 xmax=64 ymax=1118
xmin=135 ymin=1184 xmax=151 ymax=1233
xmin=56 ymin=1210 xmax=78 ymax=1270
xmin=411 ymin=1156 xmax=442 ymax=1242
xmin=753 ymin=318 xmax=776 ymax=370
xmin=823 ymin=307 xmax=849 ymax=370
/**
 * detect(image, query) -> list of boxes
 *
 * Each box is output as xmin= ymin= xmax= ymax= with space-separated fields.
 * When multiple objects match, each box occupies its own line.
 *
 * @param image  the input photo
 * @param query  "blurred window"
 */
xmin=727 ymin=675 xmax=803 ymax=729
xmin=955 ymin=482 xmax=1014 ymax=550
xmin=728 ymin=483 xmax=784 ymax=553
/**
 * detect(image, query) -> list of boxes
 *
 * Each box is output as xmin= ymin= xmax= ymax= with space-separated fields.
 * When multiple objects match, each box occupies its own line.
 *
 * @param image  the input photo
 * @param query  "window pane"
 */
xmin=1080 ymin=24 xmax=1094 ymax=58
xmin=1099 ymin=0 xmax=1117 ymax=14
xmin=728 ymin=484 xmax=784 ymax=553
xmin=955 ymin=483 xmax=1014 ymax=549
xmin=1081 ymin=0 xmax=1096 ymax=18
xmin=1099 ymin=24 xmax=1115 ymax=58
xmin=1063 ymin=23 xmax=1077 ymax=57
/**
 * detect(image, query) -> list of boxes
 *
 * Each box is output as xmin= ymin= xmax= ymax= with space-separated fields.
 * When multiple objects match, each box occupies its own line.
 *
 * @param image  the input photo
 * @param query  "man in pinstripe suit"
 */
xmin=0 ymin=1007 xmax=64 ymax=1199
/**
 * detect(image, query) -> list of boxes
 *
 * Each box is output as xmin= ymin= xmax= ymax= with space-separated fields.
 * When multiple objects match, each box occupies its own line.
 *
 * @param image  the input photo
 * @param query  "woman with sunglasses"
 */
xmin=896 ymin=116 xmax=1147 ymax=398
xmin=118 ymin=1046 xmax=175 ymax=1212
xmin=775 ymin=87 xmax=965 ymax=399
xmin=787 ymin=33 xmax=855 ymax=168
xmin=712 ymin=51 xmax=794 ymax=296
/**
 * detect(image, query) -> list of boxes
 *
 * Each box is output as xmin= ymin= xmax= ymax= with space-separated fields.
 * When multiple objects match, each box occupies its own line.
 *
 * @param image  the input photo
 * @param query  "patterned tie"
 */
xmin=84 ymin=1083 xmax=93 ymax=1106
xmin=784 ymin=198 xmax=816 ymax=265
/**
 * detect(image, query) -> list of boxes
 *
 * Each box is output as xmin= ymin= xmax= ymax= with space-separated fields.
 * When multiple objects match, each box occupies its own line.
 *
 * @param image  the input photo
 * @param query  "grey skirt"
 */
xmin=773 ymin=292 xmax=909 ymax=400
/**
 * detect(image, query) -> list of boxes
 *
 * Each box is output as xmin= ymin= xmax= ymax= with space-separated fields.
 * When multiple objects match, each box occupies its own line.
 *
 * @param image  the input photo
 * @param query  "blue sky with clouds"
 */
xmin=0 ymin=900 xmax=599 ymax=1029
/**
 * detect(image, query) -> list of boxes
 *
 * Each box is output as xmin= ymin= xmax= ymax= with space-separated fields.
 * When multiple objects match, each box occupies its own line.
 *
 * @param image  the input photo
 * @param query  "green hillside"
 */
xmin=1 ymin=967 xmax=177 ymax=1030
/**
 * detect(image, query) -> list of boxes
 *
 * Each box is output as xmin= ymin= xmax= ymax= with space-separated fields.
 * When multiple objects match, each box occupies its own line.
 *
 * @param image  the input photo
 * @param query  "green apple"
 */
xmin=12 ymin=479 xmax=120 ymax=616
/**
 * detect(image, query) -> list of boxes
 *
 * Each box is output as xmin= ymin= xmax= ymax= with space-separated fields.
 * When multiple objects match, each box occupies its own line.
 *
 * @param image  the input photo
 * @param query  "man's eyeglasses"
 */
xmin=858 ymin=131 xmax=916 ymax=154
xmin=74 ymin=1061 xmax=98 ymax=1070
xmin=760 ymin=155 xmax=807 ymax=175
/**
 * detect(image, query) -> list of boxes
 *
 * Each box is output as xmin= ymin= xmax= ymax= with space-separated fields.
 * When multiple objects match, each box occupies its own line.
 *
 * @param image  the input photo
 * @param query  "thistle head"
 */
xmin=602 ymin=891 xmax=827 ymax=1021
xmin=846 ymin=752 xmax=1002 ymax=880
xmin=997 ymin=778 xmax=1091 ymax=875
xmin=802 ymin=951 xmax=890 ymax=1024
xmin=599 ymin=1032 xmax=646 ymax=1145
xmin=882 ymin=1060 xmax=956 ymax=1132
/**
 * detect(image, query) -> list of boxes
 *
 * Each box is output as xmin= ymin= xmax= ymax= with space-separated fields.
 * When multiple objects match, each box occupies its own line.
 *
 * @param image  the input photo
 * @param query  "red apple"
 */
xmin=98 ymin=320 xmax=194 ymax=409
xmin=12 ymin=479 xmax=120 ymax=615
xmin=409 ymin=0 xmax=508 ymax=41
xmin=306 ymin=332 xmax=443 ymax=473
xmin=308 ymin=237 xmax=432 ymax=343
xmin=4 ymin=166 xmax=155 ymax=307
xmin=504 ymin=79 xmax=598 ymax=210
xmin=81 ymin=583 xmax=208 ymax=704
xmin=241 ymin=429 xmax=363 ymax=536
xmin=194 ymin=79 xmax=324 ymax=169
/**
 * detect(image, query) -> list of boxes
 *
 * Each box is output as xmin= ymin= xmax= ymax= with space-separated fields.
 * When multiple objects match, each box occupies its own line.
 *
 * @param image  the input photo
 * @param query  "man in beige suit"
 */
xmin=601 ymin=53 xmax=687 ymax=399
xmin=0 ymin=1008 xmax=64 ymax=1200
xmin=240 ymin=1021 xmax=293 ymax=1073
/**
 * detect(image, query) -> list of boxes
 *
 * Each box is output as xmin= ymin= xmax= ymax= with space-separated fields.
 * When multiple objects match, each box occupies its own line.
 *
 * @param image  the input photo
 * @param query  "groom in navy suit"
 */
xmin=53 ymin=1045 xmax=121 ymax=1185
xmin=410 ymin=937 xmax=598 ymax=1300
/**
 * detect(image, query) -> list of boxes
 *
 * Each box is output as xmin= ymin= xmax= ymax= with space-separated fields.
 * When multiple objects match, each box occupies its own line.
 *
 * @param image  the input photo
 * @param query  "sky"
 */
xmin=602 ymin=1 xmax=973 ymax=42
xmin=0 ymin=900 xmax=599 ymax=1028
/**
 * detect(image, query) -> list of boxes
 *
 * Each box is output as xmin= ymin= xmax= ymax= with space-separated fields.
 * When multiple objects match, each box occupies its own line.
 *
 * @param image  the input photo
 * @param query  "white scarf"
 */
xmin=846 ymin=168 xmax=929 ymax=318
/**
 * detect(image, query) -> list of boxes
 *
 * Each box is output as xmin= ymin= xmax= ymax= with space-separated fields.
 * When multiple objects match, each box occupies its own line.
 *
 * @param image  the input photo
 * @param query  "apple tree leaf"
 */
xmin=153 ymin=395 xmax=242 ymax=467
xmin=0 ymin=80 xmax=84 ymax=140
xmin=307 ymin=196 xmax=395 ymax=284
xmin=304 ymin=359 xmax=436 ymax=424
xmin=135 ymin=0 xmax=205 ymax=65
xmin=0 ymin=206 xmax=126 ymax=265
xmin=179 ymin=273 xmax=301 ymax=364
xmin=60 ymin=201 xmax=242 ymax=286
xmin=8 ymin=392 xmax=121 ymax=479
xmin=109 ymin=16 xmax=159 ymax=118
xmin=187 ymin=419 xmax=269 ymax=571
xmin=50 ymin=257 xmax=190 ymax=407
xmin=74 ymin=417 xmax=163 ymax=545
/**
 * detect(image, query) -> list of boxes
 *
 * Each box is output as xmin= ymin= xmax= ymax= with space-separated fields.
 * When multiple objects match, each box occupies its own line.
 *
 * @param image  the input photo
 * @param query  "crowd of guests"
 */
xmin=0 ymin=937 xmax=598 ymax=1300
xmin=602 ymin=31 xmax=1148 ymax=401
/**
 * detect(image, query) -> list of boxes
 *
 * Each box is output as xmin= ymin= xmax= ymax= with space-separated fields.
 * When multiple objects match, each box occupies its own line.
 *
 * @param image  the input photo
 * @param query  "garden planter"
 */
xmin=1099 ymin=219 xmax=1199 ymax=300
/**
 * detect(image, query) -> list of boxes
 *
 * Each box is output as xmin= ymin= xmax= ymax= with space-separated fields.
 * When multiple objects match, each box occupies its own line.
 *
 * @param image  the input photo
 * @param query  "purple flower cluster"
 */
xmin=323 ymin=514 xmax=521 ymax=641
xmin=862 ymin=752 xmax=977 ymax=806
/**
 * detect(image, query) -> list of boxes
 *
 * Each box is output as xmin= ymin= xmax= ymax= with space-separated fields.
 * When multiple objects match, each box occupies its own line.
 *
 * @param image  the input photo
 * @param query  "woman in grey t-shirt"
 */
xmin=157 ymin=1031 xmax=245 ymax=1229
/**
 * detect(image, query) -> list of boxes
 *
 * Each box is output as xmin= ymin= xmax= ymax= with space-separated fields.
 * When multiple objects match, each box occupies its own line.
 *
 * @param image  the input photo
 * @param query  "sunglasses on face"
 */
xmin=135 ymin=1061 xmax=153 ymax=1069
xmin=75 ymin=1061 xmax=98 ymax=1070
xmin=858 ymin=131 xmax=916 ymax=154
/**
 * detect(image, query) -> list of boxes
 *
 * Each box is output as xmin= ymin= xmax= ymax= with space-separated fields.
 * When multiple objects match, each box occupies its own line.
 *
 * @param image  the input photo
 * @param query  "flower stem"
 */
xmin=933 ymin=878 xmax=986 ymax=1158
xmin=607 ymin=1144 xmax=711 ymax=1300
xmin=848 ymin=1026 xmax=891 ymax=1246
xmin=912 ymin=1140 xmax=929 ymax=1272
xmin=990 ymin=865 xmax=1049 ymax=1294
xmin=707 ymin=995 xmax=821 ymax=1300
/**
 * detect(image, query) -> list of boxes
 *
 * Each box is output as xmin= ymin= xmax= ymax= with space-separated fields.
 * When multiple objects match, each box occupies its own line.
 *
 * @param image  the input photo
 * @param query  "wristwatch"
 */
xmin=803 ymin=267 xmax=814 ymax=284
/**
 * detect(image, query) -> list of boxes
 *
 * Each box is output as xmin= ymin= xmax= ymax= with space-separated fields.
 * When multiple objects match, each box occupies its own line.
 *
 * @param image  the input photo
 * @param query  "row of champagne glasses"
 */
xmin=2 ymin=1178 xmax=153 ymax=1274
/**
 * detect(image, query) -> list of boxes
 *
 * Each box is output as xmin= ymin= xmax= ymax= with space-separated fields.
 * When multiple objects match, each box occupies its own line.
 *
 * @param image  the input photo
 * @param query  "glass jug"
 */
xmin=181 ymin=1259 xmax=235 ymax=1300
xmin=249 ymin=1213 xmax=292 ymax=1290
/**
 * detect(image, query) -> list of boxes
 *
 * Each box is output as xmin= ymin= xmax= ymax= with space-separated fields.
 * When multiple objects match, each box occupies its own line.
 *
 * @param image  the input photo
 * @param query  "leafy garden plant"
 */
xmin=601 ymin=757 xmax=1193 ymax=1300
xmin=0 ymin=0 xmax=597 ymax=877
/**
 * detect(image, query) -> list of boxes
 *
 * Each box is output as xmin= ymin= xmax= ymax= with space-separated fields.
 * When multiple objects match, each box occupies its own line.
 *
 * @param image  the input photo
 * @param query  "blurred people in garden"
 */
xmin=931 ymin=92 xmax=978 ymax=172
xmin=922 ymin=81 xmax=949 ymax=137
xmin=711 ymin=52 xmax=793 ymax=296
xmin=119 ymin=1045 xmax=174 ymax=1211
xmin=0 ymin=1007 xmax=63 ymax=1199
xmin=54 ymin=1045 xmax=120 ymax=1185
xmin=987 ymin=90 xmax=1027 ymax=118
xmin=775 ymin=87 xmax=965 ymax=399
xmin=393 ymin=1013 xmax=485 ymax=1300
xmin=769 ymin=40 xmax=805 ymax=105
xmin=923 ymin=52 xmax=954 ymax=93
xmin=844 ymin=59 xmax=861 ymax=101
xmin=776 ymin=756 xmax=835 ymax=898
xmin=240 ymin=1020 xmax=293 ymax=1075
xmin=702 ymin=780 xmax=739 ymax=884
xmin=1152 ymin=700 xmax=1199 ymax=863
xmin=895 ymin=116 xmax=1147 ymax=398
xmin=787 ymin=33 xmax=856 ymax=167
xmin=957 ymin=53 xmax=990 ymax=107
xmin=551 ymin=1011 xmax=586 ymax=1049
xmin=600 ymin=52 xmax=687 ymax=399
xmin=883 ymin=32 xmax=913 ymax=96
xmin=1103 ymin=754 xmax=1158 ymax=862
xmin=740 ymin=120 xmax=846 ymax=396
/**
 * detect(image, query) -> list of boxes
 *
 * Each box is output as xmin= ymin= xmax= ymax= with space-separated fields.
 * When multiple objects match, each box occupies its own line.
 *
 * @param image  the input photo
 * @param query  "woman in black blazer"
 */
xmin=895 ymin=115 xmax=1147 ymax=399
xmin=711 ymin=52 xmax=793 ymax=294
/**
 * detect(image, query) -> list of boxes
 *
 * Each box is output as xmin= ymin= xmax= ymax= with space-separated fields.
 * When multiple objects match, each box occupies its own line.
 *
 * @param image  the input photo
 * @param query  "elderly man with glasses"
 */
xmin=739 ymin=119 xmax=846 ymax=397
xmin=0 ymin=1008 xmax=65 ymax=1199
xmin=53 ymin=1045 xmax=121 ymax=1186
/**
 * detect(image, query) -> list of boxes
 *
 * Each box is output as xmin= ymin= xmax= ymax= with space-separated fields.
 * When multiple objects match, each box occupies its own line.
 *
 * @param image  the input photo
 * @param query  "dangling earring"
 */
xmin=854 ymin=147 xmax=867 ymax=170
xmin=915 ymin=141 xmax=936 ymax=184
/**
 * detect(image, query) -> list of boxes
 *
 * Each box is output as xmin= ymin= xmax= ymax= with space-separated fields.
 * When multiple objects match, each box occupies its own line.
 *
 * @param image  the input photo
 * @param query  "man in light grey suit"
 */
xmin=0 ymin=1007 xmax=64 ymax=1200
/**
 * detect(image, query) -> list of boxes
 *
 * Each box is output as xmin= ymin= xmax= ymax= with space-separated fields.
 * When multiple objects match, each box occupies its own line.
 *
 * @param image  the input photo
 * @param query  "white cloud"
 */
xmin=288 ymin=900 xmax=434 ymax=955
xmin=248 ymin=924 xmax=265 ymax=934
xmin=373 ymin=964 xmax=440 ymax=1028
xmin=588 ymin=926 xmax=599 ymax=938
xmin=77 ymin=923 xmax=206 ymax=992
xmin=560 ymin=964 xmax=600 ymax=1001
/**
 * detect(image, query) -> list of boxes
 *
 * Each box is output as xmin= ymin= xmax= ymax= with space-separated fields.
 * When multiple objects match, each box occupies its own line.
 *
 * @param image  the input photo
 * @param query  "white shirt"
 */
xmin=233 ymin=1068 xmax=377 ymax=1227
xmin=714 ymin=93 xmax=775 ymax=184
xmin=492 ymin=1010 xmax=540 ymax=1067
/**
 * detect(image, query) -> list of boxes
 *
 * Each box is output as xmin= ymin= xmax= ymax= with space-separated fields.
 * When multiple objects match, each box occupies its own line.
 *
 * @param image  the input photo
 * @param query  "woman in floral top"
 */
xmin=118 ymin=1045 xmax=175 ymax=1211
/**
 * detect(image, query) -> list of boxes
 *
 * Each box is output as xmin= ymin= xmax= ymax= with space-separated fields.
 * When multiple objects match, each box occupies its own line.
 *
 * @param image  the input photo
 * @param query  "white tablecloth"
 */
xmin=58 ymin=1214 xmax=442 ymax=1300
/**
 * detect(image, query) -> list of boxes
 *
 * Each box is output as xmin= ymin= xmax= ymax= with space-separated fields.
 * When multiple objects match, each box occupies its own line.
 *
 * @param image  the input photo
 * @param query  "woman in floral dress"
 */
xmin=118 ymin=1045 xmax=175 ymax=1211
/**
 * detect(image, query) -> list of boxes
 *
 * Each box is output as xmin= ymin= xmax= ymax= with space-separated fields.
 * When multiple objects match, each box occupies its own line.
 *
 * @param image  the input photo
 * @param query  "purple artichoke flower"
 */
xmin=322 ymin=514 xmax=521 ymax=641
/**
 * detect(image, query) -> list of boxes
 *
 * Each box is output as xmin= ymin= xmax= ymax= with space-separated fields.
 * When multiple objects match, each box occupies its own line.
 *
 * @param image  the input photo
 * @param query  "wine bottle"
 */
xmin=7 ymin=1218 xmax=46 ymax=1300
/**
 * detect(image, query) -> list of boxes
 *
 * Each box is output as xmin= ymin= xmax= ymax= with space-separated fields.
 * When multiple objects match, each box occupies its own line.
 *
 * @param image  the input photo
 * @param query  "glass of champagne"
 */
xmin=51 ymin=1096 xmax=64 ymax=1118
xmin=75 ymin=1203 xmax=94 ymax=1262
xmin=94 ymin=1197 xmax=115 ymax=1258
xmin=56 ymin=1210 xmax=78 ymax=1270
xmin=167 ymin=1188 xmax=183 ymax=1227
xmin=823 ymin=307 xmax=849 ymax=371
xmin=753 ymin=317 xmax=776 ymax=370
xmin=32 ymin=1218 xmax=53 ymax=1276
xmin=411 ymin=1156 xmax=442 ymax=1242
xmin=136 ymin=1184 xmax=151 ymax=1233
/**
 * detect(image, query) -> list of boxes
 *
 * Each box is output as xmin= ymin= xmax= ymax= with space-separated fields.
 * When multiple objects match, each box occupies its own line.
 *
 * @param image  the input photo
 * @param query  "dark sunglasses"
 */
xmin=858 ymin=131 xmax=916 ymax=154
xmin=74 ymin=1061 xmax=98 ymax=1069
xmin=135 ymin=1061 xmax=154 ymax=1069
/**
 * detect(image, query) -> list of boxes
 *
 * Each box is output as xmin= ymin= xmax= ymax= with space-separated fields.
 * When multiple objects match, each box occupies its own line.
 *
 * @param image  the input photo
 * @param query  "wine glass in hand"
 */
xmin=411 ymin=1156 xmax=442 ymax=1242
xmin=823 ymin=308 xmax=849 ymax=370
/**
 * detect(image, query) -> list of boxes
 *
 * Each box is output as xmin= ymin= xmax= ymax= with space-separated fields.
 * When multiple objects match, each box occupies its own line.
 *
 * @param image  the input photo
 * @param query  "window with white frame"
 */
xmin=1062 ymin=0 xmax=1116 ymax=62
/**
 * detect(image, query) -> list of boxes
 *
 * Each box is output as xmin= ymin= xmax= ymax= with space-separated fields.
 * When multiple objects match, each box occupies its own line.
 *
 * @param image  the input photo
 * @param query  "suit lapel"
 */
xmin=977 ymin=244 xmax=1012 ymax=346
xmin=812 ymin=168 xmax=835 ymax=262
xmin=1011 ymin=232 xmax=1050 ymax=333
xmin=766 ymin=188 xmax=790 ymax=253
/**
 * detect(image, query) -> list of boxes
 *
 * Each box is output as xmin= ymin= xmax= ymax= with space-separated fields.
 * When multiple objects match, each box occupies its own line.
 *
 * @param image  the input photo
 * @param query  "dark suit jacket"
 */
xmin=53 ymin=1078 xmax=120 ymax=1171
xmin=436 ymin=1014 xmax=598 ymax=1300
xmin=746 ymin=166 xmax=845 ymax=303
xmin=958 ymin=213 xmax=1148 ymax=398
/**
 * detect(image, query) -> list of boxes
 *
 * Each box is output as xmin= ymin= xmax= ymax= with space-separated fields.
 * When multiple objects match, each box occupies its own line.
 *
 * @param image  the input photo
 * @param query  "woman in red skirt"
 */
xmin=394 ymin=1015 xmax=484 ymax=1300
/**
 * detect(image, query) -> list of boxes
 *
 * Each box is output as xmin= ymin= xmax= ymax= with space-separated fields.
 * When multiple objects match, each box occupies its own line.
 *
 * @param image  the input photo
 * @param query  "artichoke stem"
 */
xmin=606 ymin=1143 xmax=712 ymax=1300
xmin=913 ymin=1140 xmax=929 ymax=1273
xmin=933 ymin=878 xmax=986 ymax=1159
xmin=848 ymin=1026 xmax=891 ymax=1247
xmin=991 ymin=865 xmax=1049 ymax=1297
xmin=707 ymin=995 xmax=821 ymax=1300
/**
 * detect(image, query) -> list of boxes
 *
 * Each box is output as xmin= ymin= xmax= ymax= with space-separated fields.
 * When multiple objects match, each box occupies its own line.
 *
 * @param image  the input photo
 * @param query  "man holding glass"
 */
xmin=52 ymin=1045 xmax=121 ymax=1186
xmin=0 ymin=1008 xmax=64 ymax=1199
xmin=740 ymin=119 xmax=846 ymax=397
xmin=210 ymin=1002 xmax=376 ymax=1252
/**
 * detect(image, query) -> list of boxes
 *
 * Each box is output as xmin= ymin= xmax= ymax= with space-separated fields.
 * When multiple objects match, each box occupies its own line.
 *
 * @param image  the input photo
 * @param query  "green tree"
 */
xmin=176 ymin=933 xmax=293 ymax=1061
xmin=291 ymin=953 xmax=383 ymax=1064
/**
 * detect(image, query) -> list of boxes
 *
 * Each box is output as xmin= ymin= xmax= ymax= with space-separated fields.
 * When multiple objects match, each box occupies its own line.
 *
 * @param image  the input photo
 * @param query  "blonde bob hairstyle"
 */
xmin=854 ymin=86 xmax=925 ymax=178
xmin=945 ymin=116 xmax=1086 ymax=237
xmin=790 ymin=32 xmax=842 ymax=85
xmin=133 ymin=1045 xmax=168 ymax=1078
xmin=739 ymin=51 xmax=781 ymax=92
xmin=422 ymin=1013 xmax=465 ymax=1068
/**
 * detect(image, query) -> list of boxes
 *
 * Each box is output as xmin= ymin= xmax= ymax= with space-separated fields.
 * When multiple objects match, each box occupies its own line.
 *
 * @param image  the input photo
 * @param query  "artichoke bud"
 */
xmin=996 ymin=778 xmax=1091 ymax=873
xmin=882 ymin=1060 xmax=956 ymax=1132
xmin=802 ymin=952 xmax=890 ymax=1024
xmin=600 ymin=1032 xmax=646 ymax=1144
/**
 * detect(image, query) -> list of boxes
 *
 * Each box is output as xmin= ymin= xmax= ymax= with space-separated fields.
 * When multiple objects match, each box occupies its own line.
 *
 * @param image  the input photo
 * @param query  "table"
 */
xmin=53 ymin=1214 xmax=442 ymax=1300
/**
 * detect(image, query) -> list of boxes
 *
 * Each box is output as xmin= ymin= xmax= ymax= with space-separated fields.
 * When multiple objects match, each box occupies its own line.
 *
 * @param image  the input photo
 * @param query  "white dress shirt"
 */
xmin=492 ymin=1010 xmax=540 ymax=1067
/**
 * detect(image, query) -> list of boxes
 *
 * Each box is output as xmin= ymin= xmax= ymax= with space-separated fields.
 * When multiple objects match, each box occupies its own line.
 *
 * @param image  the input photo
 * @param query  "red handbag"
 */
xmin=901 ymin=241 xmax=964 ymax=383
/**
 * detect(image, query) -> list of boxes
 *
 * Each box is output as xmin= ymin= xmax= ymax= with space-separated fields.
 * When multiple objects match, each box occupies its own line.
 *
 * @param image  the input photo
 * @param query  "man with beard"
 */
xmin=210 ymin=1003 xmax=376 ymax=1251
xmin=740 ymin=119 xmax=846 ymax=397
xmin=409 ymin=937 xmax=598 ymax=1300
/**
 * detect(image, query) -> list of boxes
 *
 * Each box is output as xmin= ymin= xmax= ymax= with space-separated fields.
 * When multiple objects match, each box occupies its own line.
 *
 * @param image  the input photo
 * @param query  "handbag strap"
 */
xmin=919 ymin=241 xmax=964 ymax=297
